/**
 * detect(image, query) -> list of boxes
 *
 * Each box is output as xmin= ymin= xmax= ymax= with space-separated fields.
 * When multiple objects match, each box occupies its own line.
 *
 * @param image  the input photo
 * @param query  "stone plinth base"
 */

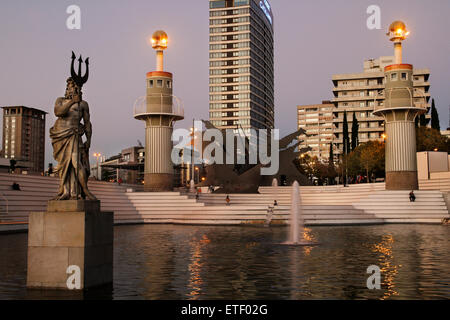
xmin=386 ymin=171 xmax=419 ymax=190
xmin=144 ymin=173 xmax=173 ymax=191
xmin=27 ymin=200 xmax=113 ymax=290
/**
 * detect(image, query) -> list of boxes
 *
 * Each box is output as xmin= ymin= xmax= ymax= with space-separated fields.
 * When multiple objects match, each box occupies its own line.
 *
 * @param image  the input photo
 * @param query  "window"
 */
xmin=234 ymin=0 xmax=249 ymax=6
xmin=391 ymin=73 xmax=398 ymax=81
xmin=166 ymin=80 xmax=172 ymax=88
xmin=210 ymin=1 xmax=226 ymax=9
xmin=157 ymin=80 xmax=163 ymax=88
xmin=149 ymin=80 xmax=154 ymax=88
xmin=401 ymin=73 xmax=408 ymax=80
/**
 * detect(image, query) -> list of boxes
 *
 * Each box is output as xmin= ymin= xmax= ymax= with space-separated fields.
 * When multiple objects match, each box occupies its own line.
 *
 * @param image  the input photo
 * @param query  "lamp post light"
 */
xmin=195 ymin=166 xmax=200 ymax=184
xmin=373 ymin=21 xmax=426 ymax=190
xmin=93 ymin=152 xmax=102 ymax=180
xmin=135 ymin=30 xmax=184 ymax=191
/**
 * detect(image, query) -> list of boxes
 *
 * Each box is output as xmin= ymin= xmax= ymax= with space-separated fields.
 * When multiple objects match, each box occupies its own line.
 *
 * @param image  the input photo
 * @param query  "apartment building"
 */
xmin=209 ymin=0 xmax=274 ymax=134
xmin=1 ymin=106 xmax=47 ymax=173
xmin=331 ymin=56 xmax=430 ymax=156
xmin=297 ymin=101 xmax=334 ymax=161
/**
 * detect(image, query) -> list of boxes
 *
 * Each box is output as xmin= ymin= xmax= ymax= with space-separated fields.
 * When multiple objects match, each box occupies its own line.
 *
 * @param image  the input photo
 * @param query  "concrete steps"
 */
xmin=0 ymin=173 xmax=141 ymax=223
xmin=1 ymin=173 xmax=448 ymax=226
xmin=258 ymin=183 xmax=386 ymax=194
xmin=419 ymin=178 xmax=450 ymax=192
xmin=353 ymin=190 xmax=449 ymax=223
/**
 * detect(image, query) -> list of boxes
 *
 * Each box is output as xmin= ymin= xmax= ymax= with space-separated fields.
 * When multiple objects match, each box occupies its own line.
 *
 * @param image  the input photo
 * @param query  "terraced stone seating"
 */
xmin=419 ymin=178 xmax=450 ymax=192
xmin=0 ymin=173 xmax=141 ymax=223
xmin=1 ymin=173 xmax=448 ymax=226
xmin=353 ymin=190 xmax=449 ymax=223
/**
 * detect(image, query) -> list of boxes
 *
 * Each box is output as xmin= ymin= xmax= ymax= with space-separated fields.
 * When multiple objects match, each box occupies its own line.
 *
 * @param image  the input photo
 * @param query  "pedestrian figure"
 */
xmin=409 ymin=190 xmax=416 ymax=202
xmin=11 ymin=182 xmax=21 ymax=191
xmin=274 ymin=200 xmax=278 ymax=206
xmin=118 ymin=178 xmax=123 ymax=186
xmin=226 ymin=195 xmax=230 ymax=206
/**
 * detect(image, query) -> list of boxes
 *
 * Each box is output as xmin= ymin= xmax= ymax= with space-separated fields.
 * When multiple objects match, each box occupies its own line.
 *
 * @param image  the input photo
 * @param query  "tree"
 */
xmin=343 ymin=111 xmax=350 ymax=155
xmin=346 ymin=141 xmax=385 ymax=180
xmin=359 ymin=141 xmax=385 ymax=180
xmin=416 ymin=127 xmax=449 ymax=153
xmin=351 ymin=112 xmax=359 ymax=151
xmin=430 ymin=99 xmax=441 ymax=131
xmin=329 ymin=143 xmax=334 ymax=166
xmin=419 ymin=112 xmax=430 ymax=127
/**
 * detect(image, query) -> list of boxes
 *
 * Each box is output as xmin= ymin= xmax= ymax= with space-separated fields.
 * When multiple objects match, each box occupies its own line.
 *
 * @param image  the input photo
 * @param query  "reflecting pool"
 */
xmin=0 ymin=224 xmax=449 ymax=300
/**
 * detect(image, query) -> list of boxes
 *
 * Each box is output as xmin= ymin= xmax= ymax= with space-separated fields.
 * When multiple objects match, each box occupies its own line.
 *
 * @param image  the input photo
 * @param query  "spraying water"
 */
xmin=272 ymin=178 xmax=278 ymax=187
xmin=285 ymin=181 xmax=317 ymax=246
xmin=289 ymin=181 xmax=303 ymax=244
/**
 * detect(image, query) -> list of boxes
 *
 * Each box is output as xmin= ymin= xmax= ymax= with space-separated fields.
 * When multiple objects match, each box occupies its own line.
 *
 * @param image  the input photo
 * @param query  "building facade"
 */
xmin=297 ymin=101 xmax=334 ymax=161
xmin=209 ymin=0 xmax=274 ymax=134
xmin=1 ymin=106 xmax=46 ymax=173
xmin=99 ymin=146 xmax=145 ymax=184
xmin=331 ymin=56 xmax=430 ymax=156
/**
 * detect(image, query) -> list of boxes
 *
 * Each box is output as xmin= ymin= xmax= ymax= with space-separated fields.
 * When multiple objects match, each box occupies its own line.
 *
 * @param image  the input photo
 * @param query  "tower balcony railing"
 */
xmin=133 ymin=94 xmax=185 ymax=121
xmin=373 ymin=88 xmax=428 ymax=113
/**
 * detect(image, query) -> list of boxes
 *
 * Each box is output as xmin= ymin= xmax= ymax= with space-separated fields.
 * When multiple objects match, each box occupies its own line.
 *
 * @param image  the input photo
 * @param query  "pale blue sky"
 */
xmin=0 ymin=0 xmax=449 ymax=166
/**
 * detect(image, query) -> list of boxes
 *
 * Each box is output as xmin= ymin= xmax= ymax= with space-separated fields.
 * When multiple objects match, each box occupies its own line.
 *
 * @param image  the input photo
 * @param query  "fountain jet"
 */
xmin=285 ymin=181 xmax=318 ymax=246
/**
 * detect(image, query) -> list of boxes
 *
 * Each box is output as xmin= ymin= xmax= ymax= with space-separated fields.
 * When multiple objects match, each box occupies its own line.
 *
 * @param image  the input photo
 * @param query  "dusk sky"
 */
xmin=0 ymin=0 xmax=449 ymax=166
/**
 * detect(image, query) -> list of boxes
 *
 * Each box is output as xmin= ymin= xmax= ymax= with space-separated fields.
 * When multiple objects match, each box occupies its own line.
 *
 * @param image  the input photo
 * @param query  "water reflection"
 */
xmin=372 ymin=234 xmax=400 ymax=299
xmin=0 ymin=225 xmax=448 ymax=300
xmin=187 ymin=234 xmax=209 ymax=299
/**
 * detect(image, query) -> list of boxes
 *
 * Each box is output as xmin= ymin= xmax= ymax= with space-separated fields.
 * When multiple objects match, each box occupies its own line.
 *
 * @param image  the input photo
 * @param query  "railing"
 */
xmin=133 ymin=94 xmax=184 ymax=119
xmin=373 ymin=88 xmax=428 ymax=111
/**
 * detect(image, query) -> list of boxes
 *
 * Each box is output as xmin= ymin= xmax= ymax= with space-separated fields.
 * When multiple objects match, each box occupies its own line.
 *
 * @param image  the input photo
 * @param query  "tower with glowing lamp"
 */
xmin=134 ymin=31 xmax=184 ymax=191
xmin=373 ymin=21 xmax=426 ymax=190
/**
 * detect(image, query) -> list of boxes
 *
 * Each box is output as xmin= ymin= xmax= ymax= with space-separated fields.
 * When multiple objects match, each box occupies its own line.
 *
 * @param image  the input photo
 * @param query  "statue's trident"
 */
xmin=70 ymin=51 xmax=89 ymax=89
xmin=70 ymin=51 xmax=89 ymax=200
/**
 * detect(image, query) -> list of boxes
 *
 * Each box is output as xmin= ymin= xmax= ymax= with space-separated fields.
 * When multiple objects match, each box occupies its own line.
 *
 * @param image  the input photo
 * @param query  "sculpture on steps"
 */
xmin=198 ymin=120 xmax=312 ymax=193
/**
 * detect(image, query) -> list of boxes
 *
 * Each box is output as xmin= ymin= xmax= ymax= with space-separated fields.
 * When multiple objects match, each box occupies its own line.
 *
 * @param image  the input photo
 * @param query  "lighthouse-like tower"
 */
xmin=134 ymin=31 xmax=184 ymax=191
xmin=374 ymin=21 xmax=426 ymax=190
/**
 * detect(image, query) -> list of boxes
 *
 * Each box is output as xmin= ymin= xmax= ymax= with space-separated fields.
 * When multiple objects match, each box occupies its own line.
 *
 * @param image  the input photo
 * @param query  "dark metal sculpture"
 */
xmin=71 ymin=51 xmax=89 ymax=88
xmin=198 ymin=120 xmax=312 ymax=193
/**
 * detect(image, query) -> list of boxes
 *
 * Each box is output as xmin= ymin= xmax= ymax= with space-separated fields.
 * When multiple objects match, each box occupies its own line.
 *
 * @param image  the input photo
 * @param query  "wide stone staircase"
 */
xmin=258 ymin=184 xmax=449 ymax=224
xmin=1 ymin=173 xmax=448 ymax=227
xmin=419 ymin=178 xmax=450 ymax=192
xmin=353 ymin=190 xmax=449 ymax=223
xmin=0 ymin=173 xmax=141 ymax=224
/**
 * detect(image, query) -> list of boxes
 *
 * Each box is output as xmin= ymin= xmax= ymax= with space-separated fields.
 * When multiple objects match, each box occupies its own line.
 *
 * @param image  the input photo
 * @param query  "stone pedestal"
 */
xmin=27 ymin=200 xmax=113 ymax=290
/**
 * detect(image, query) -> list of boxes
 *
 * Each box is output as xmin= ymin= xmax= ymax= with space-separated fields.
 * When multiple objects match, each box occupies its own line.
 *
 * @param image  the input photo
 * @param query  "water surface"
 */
xmin=0 ymin=224 xmax=448 ymax=300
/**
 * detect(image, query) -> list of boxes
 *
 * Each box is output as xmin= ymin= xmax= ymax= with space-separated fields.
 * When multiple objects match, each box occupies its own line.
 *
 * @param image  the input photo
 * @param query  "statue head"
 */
xmin=65 ymin=77 xmax=81 ymax=99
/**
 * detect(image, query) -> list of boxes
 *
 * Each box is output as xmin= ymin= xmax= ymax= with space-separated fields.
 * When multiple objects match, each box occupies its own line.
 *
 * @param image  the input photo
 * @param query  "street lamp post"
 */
xmin=93 ymin=152 xmax=102 ymax=180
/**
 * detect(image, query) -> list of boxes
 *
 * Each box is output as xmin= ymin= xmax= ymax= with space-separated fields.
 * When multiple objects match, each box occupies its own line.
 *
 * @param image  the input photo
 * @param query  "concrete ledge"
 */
xmin=47 ymin=200 xmax=100 ymax=214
